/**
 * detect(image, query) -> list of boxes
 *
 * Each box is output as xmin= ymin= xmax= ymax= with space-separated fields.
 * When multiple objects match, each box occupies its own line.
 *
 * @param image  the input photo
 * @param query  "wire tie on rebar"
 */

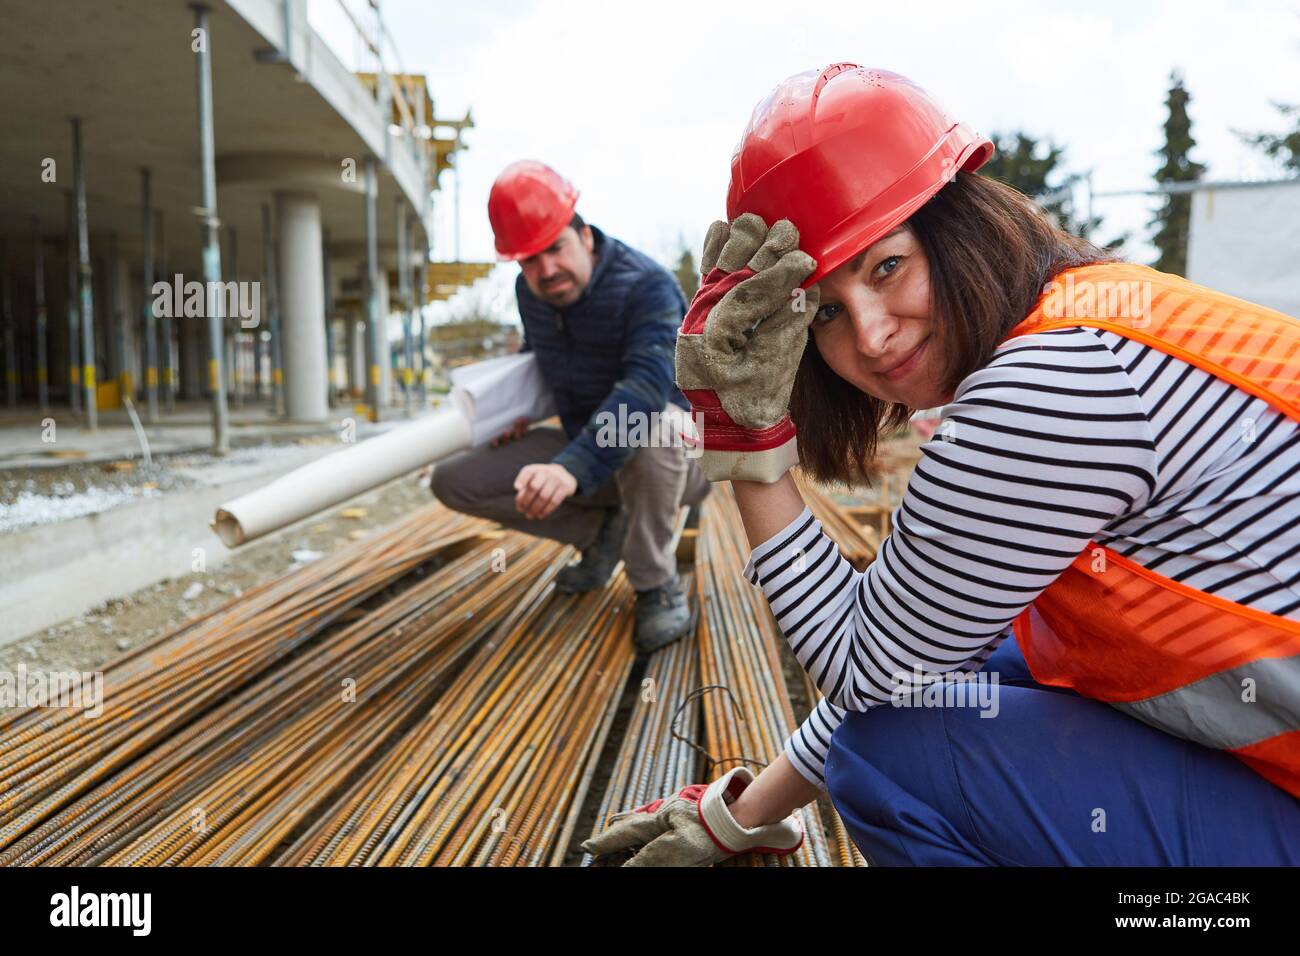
xmin=669 ymin=685 xmax=767 ymax=777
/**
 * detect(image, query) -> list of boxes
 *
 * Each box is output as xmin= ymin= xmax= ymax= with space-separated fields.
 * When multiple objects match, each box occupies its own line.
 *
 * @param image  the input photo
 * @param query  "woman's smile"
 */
xmin=880 ymin=336 xmax=931 ymax=382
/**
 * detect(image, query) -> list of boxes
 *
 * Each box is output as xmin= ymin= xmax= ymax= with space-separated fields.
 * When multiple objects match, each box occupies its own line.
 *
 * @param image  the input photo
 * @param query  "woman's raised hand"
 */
xmin=675 ymin=213 xmax=819 ymax=483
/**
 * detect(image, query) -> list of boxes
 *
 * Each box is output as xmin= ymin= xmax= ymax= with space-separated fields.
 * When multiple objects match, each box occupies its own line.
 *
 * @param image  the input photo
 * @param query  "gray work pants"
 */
xmin=430 ymin=408 xmax=710 ymax=591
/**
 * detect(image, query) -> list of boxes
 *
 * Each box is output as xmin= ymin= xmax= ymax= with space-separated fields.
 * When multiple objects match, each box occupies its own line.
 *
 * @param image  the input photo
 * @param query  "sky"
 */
xmin=309 ymin=0 xmax=1300 ymax=322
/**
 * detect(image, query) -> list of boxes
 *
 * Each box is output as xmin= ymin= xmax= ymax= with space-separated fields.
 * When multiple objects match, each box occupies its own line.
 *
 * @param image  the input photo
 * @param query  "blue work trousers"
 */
xmin=824 ymin=635 xmax=1300 ymax=865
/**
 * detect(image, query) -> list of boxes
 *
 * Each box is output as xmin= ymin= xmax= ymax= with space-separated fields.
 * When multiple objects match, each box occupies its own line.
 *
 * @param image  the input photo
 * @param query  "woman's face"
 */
xmin=810 ymin=225 xmax=950 ymax=409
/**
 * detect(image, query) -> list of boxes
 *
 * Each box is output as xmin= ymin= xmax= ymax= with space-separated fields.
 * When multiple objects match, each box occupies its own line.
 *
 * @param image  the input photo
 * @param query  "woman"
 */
xmin=582 ymin=64 xmax=1300 ymax=867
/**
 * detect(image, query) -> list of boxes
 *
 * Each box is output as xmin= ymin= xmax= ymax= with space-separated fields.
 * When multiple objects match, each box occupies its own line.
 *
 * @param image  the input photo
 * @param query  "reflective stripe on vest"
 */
xmin=1005 ymin=262 xmax=1300 ymax=799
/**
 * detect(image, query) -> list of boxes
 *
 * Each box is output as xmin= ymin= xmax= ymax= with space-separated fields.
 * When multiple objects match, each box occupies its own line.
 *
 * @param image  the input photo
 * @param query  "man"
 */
xmin=431 ymin=160 xmax=709 ymax=652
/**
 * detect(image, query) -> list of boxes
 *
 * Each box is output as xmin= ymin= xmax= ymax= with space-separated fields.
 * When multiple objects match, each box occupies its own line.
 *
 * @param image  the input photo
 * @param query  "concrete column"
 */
xmin=275 ymin=192 xmax=328 ymax=423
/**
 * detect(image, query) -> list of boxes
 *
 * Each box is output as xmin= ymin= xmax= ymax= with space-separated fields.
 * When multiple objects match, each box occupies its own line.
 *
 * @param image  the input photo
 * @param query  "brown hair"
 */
xmin=790 ymin=172 xmax=1117 ymax=485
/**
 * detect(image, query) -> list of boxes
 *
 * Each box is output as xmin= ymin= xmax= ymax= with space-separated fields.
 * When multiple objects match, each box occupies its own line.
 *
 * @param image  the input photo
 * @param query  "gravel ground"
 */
xmin=0 ymin=437 xmax=342 ymax=534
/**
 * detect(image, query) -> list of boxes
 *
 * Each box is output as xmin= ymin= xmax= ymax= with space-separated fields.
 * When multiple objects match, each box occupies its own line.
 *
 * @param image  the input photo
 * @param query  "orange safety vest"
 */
xmin=1005 ymin=262 xmax=1300 ymax=799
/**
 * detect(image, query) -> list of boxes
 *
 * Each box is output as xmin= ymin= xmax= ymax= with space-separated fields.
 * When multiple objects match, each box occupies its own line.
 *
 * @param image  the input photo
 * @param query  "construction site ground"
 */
xmin=0 ymin=426 xmax=925 ymax=868
xmin=0 ymin=470 xmax=434 ymax=677
xmin=6 ymin=429 xmax=921 ymax=677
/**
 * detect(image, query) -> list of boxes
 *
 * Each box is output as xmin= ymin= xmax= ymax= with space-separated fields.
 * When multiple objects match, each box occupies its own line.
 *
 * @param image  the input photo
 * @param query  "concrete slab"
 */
xmin=2 ymin=439 xmax=333 ymax=643
xmin=0 ymin=397 xmax=441 ymax=468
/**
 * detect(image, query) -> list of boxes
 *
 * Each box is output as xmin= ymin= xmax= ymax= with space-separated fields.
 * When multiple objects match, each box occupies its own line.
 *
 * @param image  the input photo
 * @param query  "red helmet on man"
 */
xmin=726 ymin=64 xmax=993 ymax=287
xmin=488 ymin=161 xmax=580 ymax=261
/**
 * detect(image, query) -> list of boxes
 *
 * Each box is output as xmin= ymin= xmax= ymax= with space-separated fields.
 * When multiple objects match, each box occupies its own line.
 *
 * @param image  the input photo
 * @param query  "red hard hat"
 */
xmin=727 ymin=64 xmax=993 ymax=287
xmin=488 ymin=161 xmax=580 ymax=261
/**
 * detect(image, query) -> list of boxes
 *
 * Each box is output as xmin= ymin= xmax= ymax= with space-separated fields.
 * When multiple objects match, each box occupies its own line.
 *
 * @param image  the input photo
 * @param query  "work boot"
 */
xmin=555 ymin=507 xmax=628 ymax=594
xmin=634 ymin=573 xmax=694 ymax=653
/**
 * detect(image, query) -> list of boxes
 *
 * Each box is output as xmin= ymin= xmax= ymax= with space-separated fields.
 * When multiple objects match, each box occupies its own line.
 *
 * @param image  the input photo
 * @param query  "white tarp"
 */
xmin=1186 ymin=181 xmax=1300 ymax=318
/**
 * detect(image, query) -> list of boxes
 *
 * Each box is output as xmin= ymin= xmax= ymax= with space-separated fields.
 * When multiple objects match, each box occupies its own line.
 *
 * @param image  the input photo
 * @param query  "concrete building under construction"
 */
xmin=0 ymin=0 xmax=485 ymax=444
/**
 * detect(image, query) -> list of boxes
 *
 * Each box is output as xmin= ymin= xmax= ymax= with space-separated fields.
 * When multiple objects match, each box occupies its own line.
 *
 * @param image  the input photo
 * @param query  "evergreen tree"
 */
xmin=674 ymin=245 xmax=699 ymax=301
xmin=1238 ymin=14 xmax=1300 ymax=174
xmin=982 ymin=132 xmax=1122 ymax=249
xmin=1239 ymin=101 xmax=1300 ymax=174
xmin=1150 ymin=71 xmax=1207 ymax=276
xmin=983 ymin=132 xmax=1066 ymax=211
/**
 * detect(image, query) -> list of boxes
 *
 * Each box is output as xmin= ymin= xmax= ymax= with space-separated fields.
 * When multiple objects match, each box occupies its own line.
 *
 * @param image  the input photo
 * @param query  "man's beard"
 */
xmin=538 ymin=273 xmax=581 ymax=305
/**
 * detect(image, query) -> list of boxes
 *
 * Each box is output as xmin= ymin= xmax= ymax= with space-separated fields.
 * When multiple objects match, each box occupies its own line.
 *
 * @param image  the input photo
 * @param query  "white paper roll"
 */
xmin=211 ymin=408 xmax=473 ymax=548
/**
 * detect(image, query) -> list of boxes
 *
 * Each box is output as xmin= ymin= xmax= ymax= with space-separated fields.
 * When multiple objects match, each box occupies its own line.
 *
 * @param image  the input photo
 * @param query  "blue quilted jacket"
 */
xmin=517 ymin=226 xmax=689 ymax=494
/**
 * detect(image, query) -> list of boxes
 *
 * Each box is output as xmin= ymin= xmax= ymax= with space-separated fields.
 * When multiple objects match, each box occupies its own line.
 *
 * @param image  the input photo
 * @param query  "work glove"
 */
xmin=581 ymin=766 xmax=804 ymax=866
xmin=675 ymin=214 xmax=819 ymax=483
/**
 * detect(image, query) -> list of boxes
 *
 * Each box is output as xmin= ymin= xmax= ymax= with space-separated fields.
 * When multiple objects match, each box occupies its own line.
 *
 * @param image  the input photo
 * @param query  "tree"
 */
xmin=981 ymin=132 xmax=1122 ymax=249
xmin=1238 ymin=14 xmax=1300 ymax=175
xmin=674 ymin=244 xmax=699 ymax=301
xmin=1239 ymin=101 xmax=1300 ymax=175
xmin=1149 ymin=71 xmax=1207 ymax=276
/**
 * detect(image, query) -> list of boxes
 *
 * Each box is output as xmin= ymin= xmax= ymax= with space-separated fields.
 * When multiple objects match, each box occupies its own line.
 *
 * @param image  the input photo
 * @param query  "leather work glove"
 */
xmin=581 ymin=766 xmax=804 ymax=866
xmin=675 ymin=213 xmax=819 ymax=483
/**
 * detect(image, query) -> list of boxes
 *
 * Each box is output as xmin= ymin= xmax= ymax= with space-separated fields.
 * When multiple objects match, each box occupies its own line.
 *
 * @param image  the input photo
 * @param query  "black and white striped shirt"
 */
xmin=743 ymin=327 xmax=1300 ymax=787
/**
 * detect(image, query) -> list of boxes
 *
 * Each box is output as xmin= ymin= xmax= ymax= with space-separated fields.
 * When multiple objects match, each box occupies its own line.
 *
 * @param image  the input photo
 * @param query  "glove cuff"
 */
xmin=697 ymin=767 xmax=805 ymax=855
xmin=697 ymin=438 xmax=799 ymax=484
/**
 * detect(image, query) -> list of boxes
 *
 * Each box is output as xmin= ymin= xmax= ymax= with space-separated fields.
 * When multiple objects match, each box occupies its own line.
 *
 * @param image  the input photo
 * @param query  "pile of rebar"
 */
xmin=796 ymin=470 xmax=888 ymax=567
xmin=693 ymin=489 xmax=862 ymax=866
xmin=1 ymin=484 xmax=875 ymax=867
xmin=0 ymin=508 xmax=530 ymax=864
xmin=580 ymin=572 xmax=703 ymax=866
xmin=277 ymin=555 xmax=634 ymax=866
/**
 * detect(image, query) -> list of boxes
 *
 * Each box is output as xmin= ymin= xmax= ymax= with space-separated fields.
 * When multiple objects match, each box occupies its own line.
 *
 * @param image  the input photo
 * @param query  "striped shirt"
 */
xmin=743 ymin=326 xmax=1300 ymax=788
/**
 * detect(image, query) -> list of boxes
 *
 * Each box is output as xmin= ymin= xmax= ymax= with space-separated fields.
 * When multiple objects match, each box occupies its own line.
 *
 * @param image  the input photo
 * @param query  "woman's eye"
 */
xmin=814 ymin=303 xmax=841 ymax=323
xmin=876 ymin=255 xmax=901 ymax=277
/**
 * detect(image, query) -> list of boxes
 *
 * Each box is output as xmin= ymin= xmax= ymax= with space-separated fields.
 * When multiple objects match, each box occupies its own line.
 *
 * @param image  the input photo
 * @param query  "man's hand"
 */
xmin=491 ymin=416 xmax=530 ymax=447
xmin=513 ymin=462 xmax=577 ymax=520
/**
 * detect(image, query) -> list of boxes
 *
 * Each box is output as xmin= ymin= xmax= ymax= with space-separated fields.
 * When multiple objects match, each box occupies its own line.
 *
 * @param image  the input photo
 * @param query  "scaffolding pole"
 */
xmin=65 ymin=190 xmax=81 ymax=414
xmin=364 ymin=156 xmax=381 ymax=422
xmin=141 ymin=168 xmax=158 ymax=423
xmin=227 ymin=225 xmax=241 ymax=408
xmin=418 ymin=230 xmax=430 ymax=400
xmin=323 ymin=227 xmax=336 ymax=407
xmin=71 ymin=116 xmax=97 ymax=431
xmin=398 ymin=201 xmax=412 ymax=417
xmin=261 ymin=203 xmax=284 ymax=415
xmin=2 ymin=253 xmax=14 ymax=409
xmin=192 ymin=3 xmax=229 ymax=453
xmin=158 ymin=208 xmax=174 ymax=413
xmin=34 ymin=219 xmax=49 ymax=413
